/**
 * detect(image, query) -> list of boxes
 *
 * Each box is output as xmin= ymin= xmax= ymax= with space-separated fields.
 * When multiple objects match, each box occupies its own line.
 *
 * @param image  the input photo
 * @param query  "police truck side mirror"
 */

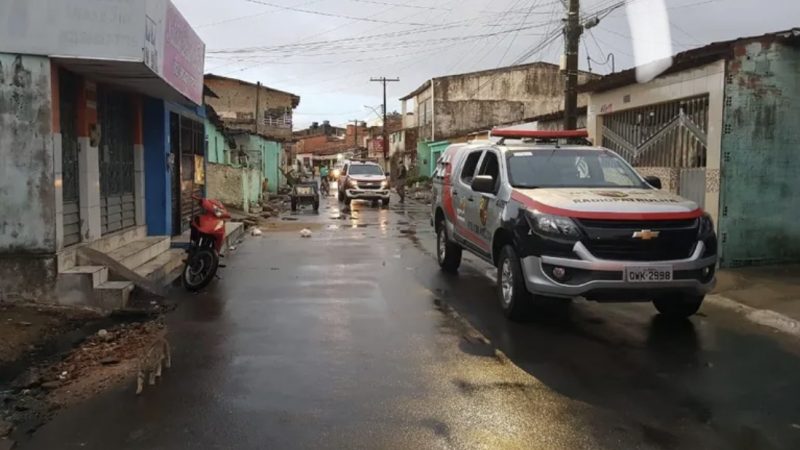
xmin=644 ymin=176 xmax=662 ymax=190
xmin=471 ymin=175 xmax=495 ymax=194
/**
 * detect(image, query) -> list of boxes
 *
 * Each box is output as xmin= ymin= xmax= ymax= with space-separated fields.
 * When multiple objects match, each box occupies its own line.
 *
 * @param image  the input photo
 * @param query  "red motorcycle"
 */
xmin=183 ymin=195 xmax=230 ymax=291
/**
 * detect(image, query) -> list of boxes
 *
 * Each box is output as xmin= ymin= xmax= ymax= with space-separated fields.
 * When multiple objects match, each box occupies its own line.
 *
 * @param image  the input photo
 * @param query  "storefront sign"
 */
xmin=162 ymin=2 xmax=205 ymax=105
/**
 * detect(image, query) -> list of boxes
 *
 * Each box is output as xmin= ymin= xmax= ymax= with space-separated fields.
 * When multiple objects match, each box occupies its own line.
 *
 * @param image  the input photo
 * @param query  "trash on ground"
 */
xmin=251 ymin=228 xmax=263 ymax=237
xmin=300 ymin=229 xmax=312 ymax=238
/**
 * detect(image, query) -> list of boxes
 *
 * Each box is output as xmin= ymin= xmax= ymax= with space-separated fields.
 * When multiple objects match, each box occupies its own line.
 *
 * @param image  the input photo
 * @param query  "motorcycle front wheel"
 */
xmin=182 ymin=247 xmax=219 ymax=291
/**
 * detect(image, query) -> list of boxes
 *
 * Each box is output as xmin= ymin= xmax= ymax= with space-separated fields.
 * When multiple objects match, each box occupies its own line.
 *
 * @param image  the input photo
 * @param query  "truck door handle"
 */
xmin=452 ymin=191 xmax=459 ymax=196
xmin=467 ymin=197 xmax=474 ymax=202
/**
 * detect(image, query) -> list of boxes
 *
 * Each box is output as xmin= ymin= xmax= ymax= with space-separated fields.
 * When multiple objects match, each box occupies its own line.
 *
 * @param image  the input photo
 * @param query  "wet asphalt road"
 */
xmin=25 ymin=193 xmax=800 ymax=449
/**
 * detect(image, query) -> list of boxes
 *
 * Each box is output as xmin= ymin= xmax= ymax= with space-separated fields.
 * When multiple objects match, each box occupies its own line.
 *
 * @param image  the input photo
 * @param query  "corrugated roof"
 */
xmin=579 ymin=28 xmax=800 ymax=93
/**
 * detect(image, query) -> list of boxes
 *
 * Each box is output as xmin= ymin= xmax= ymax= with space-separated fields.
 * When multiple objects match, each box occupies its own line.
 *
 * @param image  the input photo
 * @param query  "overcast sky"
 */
xmin=173 ymin=0 xmax=800 ymax=130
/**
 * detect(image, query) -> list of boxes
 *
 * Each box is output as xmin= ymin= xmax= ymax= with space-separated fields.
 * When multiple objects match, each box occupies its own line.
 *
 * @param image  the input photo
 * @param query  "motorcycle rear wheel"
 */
xmin=183 ymin=247 xmax=219 ymax=291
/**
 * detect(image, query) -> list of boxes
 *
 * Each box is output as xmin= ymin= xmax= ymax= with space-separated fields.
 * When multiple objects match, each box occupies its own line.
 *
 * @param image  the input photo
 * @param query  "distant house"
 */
xmin=400 ymin=62 xmax=597 ymax=176
xmin=580 ymin=28 xmax=800 ymax=267
xmin=204 ymin=73 xmax=300 ymax=142
xmin=203 ymin=74 xmax=300 ymax=194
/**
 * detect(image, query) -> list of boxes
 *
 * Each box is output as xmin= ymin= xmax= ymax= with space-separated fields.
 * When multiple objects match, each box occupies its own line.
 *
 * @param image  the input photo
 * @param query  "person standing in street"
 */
xmin=396 ymin=162 xmax=408 ymax=203
xmin=319 ymin=165 xmax=330 ymax=196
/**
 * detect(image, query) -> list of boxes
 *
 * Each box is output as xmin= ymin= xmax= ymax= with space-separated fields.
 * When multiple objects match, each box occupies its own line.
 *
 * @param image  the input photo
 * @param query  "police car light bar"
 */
xmin=490 ymin=129 xmax=589 ymax=139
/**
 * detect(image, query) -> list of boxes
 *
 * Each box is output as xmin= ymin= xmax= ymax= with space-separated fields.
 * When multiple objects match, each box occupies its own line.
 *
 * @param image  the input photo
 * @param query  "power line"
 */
xmin=197 ymin=0 xmax=324 ymax=28
xmin=498 ymin=0 xmax=544 ymax=66
xmin=243 ymin=0 xmax=433 ymax=26
xmin=211 ymin=0 xmax=461 ymax=73
xmin=346 ymin=0 xmax=452 ymax=10
xmin=467 ymin=0 xmax=528 ymax=71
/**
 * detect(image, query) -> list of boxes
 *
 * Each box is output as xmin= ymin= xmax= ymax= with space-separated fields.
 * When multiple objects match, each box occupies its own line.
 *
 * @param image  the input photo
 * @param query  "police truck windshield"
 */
xmin=348 ymin=164 xmax=384 ymax=176
xmin=507 ymin=149 xmax=648 ymax=189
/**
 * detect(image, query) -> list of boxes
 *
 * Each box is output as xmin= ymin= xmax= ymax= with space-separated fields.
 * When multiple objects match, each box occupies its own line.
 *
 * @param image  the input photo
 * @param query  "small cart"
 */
xmin=290 ymin=181 xmax=320 ymax=213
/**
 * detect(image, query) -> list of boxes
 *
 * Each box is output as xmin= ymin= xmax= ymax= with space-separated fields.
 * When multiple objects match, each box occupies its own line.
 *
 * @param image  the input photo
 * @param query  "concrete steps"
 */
xmin=58 ymin=233 xmax=186 ymax=311
xmin=106 ymin=237 xmax=171 ymax=271
xmin=57 ymin=223 xmax=245 ymax=311
xmin=135 ymin=249 xmax=185 ymax=286
xmin=56 ymin=266 xmax=135 ymax=310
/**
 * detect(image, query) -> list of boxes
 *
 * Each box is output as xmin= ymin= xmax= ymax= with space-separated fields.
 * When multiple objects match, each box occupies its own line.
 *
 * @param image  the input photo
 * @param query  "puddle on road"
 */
xmin=262 ymin=222 xmax=323 ymax=232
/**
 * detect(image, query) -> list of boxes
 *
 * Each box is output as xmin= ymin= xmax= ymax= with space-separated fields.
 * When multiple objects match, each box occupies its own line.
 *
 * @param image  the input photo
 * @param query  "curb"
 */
xmin=706 ymin=294 xmax=800 ymax=338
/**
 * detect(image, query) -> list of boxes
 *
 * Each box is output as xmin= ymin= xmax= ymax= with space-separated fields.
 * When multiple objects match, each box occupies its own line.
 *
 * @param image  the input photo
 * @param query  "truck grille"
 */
xmin=577 ymin=218 xmax=698 ymax=261
xmin=359 ymin=182 xmax=382 ymax=190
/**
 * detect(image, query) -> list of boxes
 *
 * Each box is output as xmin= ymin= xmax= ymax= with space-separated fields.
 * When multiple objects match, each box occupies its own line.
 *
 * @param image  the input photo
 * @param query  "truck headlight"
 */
xmin=526 ymin=211 xmax=580 ymax=238
xmin=381 ymin=180 xmax=389 ymax=189
xmin=348 ymin=179 xmax=359 ymax=189
xmin=698 ymin=213 xmax=714 ymax=237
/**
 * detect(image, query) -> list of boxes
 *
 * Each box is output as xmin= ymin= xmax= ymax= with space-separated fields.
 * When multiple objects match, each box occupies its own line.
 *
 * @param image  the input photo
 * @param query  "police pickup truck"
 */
xmin=431 ymin=129 xmax=717 ymax=321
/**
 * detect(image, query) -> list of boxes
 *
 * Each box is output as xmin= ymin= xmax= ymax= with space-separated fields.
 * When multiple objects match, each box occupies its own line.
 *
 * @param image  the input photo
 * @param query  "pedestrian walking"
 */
xmin=396 ymin=162 xmax=408 ymax=203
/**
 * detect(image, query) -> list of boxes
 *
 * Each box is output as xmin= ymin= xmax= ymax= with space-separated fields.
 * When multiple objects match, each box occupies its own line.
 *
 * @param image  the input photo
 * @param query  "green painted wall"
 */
xmin=263 ymin=140 xmax=282 ymax=194
xmin=232 ymin=135 xmax=283 ymax=194
xmin=205 ymin=119 xmax=228 ymax=164
xmin=417 ymin=140 xmax=450 ymax=178
xmin=719 ymin=40 xmax=800 ymax=267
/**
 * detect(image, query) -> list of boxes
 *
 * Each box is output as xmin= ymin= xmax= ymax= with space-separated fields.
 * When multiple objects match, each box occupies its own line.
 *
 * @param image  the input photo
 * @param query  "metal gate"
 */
xmin=679 ymin=168 xmax=706 ymax=209
xmin=170 ymin=113 xmax=204 ymax=235
xmin=601 ymin=95 xmax=709 ymax=168
xmin=98 ymin=89 xmax=136 ymax=235
xmin=60 ymin=70 xmax=81 ymax=246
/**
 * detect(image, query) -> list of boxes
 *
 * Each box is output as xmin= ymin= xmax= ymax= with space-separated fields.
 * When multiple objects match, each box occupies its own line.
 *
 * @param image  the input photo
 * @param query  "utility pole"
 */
xmin=563 ymin=0 xmax=581 ymax=130
xmin=350 ymin=119 xmax=360 ymax=157
xmin=370 ymin=77 xmax=399 ymax=163
xmin=255 ymin=81 xmax=261 ymax=135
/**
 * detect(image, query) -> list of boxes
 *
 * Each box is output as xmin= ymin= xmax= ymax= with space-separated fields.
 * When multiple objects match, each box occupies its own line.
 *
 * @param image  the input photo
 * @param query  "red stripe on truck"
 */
xmin=510 ymin=191 xmax=704 ymax=221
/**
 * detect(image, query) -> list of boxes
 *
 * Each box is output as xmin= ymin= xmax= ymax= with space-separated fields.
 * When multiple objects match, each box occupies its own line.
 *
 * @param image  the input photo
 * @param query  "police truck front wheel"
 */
xmin=436 ymin=222 xmax=461 ymax=273
xmin=497 ymin=245 xmax=534 ymax=321
xmin=653 ymin=295 xmax=704 ymax=319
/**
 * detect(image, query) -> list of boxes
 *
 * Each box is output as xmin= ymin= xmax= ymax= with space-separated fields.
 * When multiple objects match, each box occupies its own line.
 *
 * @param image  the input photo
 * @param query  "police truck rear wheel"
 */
xmin=653 ymin=295 xmax=704 ymax=319
xmin=436 ymin=223 xmax=461 ymax=273
xmin=497 ymin=245 xmax=532 ymax=321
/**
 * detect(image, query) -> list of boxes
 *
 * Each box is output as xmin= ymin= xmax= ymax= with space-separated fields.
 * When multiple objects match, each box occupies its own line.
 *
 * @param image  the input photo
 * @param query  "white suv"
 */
xmin=337 ymin=160 xmax=391 ymax=207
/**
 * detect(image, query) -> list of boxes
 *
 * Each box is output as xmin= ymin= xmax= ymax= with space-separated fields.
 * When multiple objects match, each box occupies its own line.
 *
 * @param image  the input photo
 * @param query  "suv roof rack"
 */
xmin=490 ymin=128 xmax=590 ymax=146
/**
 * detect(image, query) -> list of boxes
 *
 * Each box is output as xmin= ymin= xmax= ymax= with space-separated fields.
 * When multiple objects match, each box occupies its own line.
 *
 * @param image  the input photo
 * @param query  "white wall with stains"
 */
xmin=0 ymin=54 xmax=55 ymax=253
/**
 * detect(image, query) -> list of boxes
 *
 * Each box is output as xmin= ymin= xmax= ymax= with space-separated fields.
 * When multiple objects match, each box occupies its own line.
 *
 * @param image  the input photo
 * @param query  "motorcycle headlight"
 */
xmin=213 ymin=206 xmax=223 ymax=218
xmin=698 ymin=213 xmax=714 ymax=237
xmin=526 ymin=211 xmax=580 ymax=239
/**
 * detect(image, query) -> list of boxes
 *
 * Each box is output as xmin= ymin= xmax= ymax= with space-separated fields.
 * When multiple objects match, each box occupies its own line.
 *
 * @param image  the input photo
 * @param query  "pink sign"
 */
xmin=163 ymin=2 xmax=205 ymax=105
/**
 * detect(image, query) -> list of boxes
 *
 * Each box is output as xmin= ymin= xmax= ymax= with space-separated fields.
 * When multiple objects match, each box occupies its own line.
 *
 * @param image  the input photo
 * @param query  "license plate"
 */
xmin=625 ymin=266 xmax=673 ymax=282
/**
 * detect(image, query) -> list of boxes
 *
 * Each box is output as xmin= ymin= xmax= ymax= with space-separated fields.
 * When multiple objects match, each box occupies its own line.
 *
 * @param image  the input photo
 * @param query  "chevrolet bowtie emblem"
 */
xmin=632 ymin=229 xmax=660 ymax=240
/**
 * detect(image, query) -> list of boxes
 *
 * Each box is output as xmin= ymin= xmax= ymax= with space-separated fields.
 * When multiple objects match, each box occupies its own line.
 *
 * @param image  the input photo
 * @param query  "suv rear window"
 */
xmin=348 ymin=164 xmax=384 ymax=176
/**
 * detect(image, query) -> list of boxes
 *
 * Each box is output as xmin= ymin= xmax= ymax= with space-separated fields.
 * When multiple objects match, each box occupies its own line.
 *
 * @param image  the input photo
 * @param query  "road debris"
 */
xmin=251 ymin=228 xmax=263 ymax=237
xmin=97 ymin=329 xmax=111 ymax=341
xmin=1 ymin=318 xmax=168 ymax=439
xmin=300 ymin=229 xmax=312 ymax=238
xmin=0 ymin=419 xmax=11 ymax=437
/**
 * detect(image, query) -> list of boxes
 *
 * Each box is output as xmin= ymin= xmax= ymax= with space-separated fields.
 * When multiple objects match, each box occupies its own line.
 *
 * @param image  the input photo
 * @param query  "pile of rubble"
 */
xmin=408 ymin=183 xmax=433 ymax=204
xmin=1 ymin=319 xmax=167 ymax=440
